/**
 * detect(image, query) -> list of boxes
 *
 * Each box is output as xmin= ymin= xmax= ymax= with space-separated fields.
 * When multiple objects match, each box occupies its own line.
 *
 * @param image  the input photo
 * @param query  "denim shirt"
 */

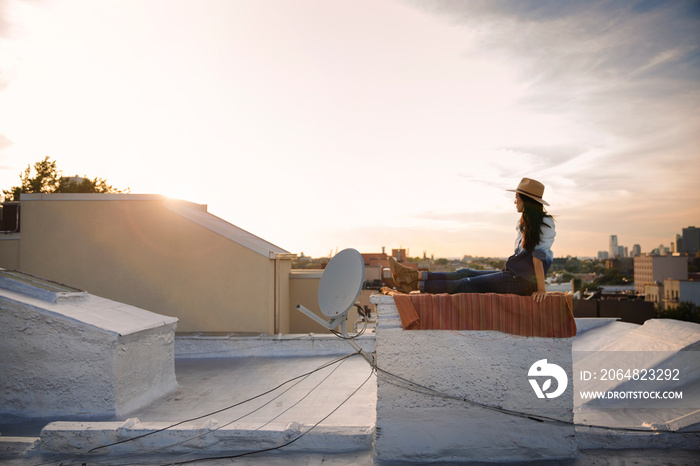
xmin=504 ymin=216 xmax=556 ymax=280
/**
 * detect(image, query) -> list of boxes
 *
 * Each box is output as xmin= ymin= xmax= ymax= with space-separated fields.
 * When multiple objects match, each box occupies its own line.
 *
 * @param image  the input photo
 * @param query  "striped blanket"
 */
xmin=383 ymin=289 xmax=576 ymax=338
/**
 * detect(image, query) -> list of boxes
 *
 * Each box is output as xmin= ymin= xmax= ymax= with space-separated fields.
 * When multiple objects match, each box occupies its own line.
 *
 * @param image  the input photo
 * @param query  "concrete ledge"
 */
xmin=1 ymin=284 xmax=178 ymax=420
xmin=371 ymin=293 xmax=577 ymax=463
xmin=0 ymin=436 xmax=40 ymax=457
xmin=175 ymin=333 xmax=376 ymax=358
xmin=575 ymin=424 xmax=700 ymax=450
xmin=41 ymin=419 xmax=373 ymax=454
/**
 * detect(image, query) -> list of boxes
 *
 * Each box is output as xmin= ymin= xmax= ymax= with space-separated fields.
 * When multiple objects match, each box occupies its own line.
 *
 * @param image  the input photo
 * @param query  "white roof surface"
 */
xmin=0 ymin=284 xmax=178 ymax=336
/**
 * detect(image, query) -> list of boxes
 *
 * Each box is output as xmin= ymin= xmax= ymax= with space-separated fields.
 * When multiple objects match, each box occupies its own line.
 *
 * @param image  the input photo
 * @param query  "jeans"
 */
xmin=422 ymin=268 xmax=537 ymax=296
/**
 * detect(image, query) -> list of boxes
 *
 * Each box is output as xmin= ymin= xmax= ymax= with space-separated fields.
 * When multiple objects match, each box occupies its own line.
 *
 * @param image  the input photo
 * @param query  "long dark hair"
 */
xmin=519 ymin=194 xmax=551 ymax=251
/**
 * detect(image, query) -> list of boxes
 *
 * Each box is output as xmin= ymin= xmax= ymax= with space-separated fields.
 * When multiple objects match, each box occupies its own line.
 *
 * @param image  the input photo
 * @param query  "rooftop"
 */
xmin=0 ymin=266 xmax=698 ymax=465
xmin=1 ymin=320 xmax=699 ymax=465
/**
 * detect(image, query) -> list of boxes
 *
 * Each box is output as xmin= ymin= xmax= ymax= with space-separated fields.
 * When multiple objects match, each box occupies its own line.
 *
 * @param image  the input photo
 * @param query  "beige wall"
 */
xmin=634 ymin=255 xmax=688 ymax=294
xmin=0 ymin=235 xmax=20 ymax=270
xmin=644 ymin=283 xmax=663 ymax=304
xmin=289 ymin=271 xmax=326 ymax=333
xmin=288 ymin=270 xmax=373 ymax=334
xmin=2 ymin=194 xmax=375 ymax=336
xmin=13 ymin=195 xmax=292 ymax=334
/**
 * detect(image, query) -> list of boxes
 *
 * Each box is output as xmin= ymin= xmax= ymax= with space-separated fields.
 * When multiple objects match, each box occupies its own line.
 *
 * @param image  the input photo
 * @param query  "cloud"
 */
xmin=405 ymin=1 xmax=699 ymax=105
xmin=0 ymin=0 xmax=30 ymax=91
xmin=0 ymin=133 xmax=11 ymax=150
xmin=405 ymin=1 xmax=700 ymax=212
xmin=0 ymin=0 xmax=14 ymax=37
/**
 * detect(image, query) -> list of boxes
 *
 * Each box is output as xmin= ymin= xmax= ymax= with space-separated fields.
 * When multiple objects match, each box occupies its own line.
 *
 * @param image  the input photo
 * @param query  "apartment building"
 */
xmin=634 ymin=254 xmax=688 ymax=295
xmin=663 ymin=279 xmax=700 ymax=309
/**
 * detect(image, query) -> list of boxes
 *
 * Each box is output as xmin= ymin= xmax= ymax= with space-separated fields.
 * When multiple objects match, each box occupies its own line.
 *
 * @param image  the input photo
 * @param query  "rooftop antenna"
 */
xmin=296 ymin=248 xmax=373 ymax=364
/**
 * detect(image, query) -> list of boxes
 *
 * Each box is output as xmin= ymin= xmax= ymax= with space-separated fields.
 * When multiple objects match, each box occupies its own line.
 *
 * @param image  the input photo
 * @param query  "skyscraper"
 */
xmin=675 ymin=234 xmax=683 ymax=254
xmin=609 ymin=235 xmax=618 ymax=259
xmin=682 ymin=227 xmax=699 ymax=254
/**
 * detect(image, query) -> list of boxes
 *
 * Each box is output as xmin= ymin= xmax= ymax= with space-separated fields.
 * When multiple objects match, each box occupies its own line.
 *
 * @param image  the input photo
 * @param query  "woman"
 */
xmin=389 ymin=178 xmax=555 ymax=303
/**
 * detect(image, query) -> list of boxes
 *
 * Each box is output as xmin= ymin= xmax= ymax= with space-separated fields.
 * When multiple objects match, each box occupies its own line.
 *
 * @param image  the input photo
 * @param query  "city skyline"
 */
xmin=1 ymin=0 xmax=699 ymax=258
xmin=318 ymin=223 xmax=696 ymax=260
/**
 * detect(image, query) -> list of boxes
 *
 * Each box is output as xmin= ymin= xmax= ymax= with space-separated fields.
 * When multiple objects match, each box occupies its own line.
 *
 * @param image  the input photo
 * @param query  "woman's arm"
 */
xmin=532 ymin=256 xmax=547 ymax=303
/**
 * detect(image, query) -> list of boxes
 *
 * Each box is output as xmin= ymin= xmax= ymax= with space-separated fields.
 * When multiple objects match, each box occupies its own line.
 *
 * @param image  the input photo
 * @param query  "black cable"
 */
xmin=330 ymin=304 xmax=368 ymax=340
xmin=162 ymin=367 xmax=376 ymax=465
xmin=32 ymin=352 xmax=361 ymax=466
xmin=253 ymin=356 xmax=346 ymax=431
xmin=76 ymin=353 xmax=353 ymax=466
xmin=374 ymin=364 xmax=700 ymax=434
xmin=85 ymin=352 xmax=359 ymax=453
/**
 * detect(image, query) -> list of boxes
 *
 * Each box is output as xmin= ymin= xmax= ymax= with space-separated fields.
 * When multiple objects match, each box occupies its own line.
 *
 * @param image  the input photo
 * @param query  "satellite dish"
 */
xmin=296 ymin=248 xmax=372 ymax=362
xmin=318 ymin=248 xmax=364 ymax=318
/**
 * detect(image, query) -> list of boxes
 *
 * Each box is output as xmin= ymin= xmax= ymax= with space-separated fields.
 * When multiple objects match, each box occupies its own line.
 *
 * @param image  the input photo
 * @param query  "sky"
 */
xmin=0 ymin=0 xmax=698 ymax=259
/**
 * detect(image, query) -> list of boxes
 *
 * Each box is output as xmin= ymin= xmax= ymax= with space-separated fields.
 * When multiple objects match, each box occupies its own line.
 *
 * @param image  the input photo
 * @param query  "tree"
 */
xmin=57 ymin=176 xmax=121 ymax=194
xmin=2 ymin=157 xmax=128 ymax=201
xmin=565 ymin=257 xmax=582 ymax=273
xmin=655 ymin=302 xmax=700 ymax=324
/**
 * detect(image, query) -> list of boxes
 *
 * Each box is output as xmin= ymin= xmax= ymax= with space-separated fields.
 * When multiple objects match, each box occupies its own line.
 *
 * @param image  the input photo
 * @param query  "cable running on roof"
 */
xmin=373 ymin=363 xmax=700 ymax=435
xmin=80 ymin=353 xmax=354 ymax=465
xmin=162 ymin=368 xmax=375 ymax=466
xmin=34 ymin=352 xmax=361 ymax=466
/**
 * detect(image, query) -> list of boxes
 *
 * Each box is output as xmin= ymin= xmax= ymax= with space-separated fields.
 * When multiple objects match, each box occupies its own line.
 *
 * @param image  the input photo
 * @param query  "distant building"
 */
xmin=604 ymin=257 xmax=633 ymax=274
xmin=609 ymin=235 xmax=618 ymax=258
xmin=606 ymin=258 xmax=621 ymax=271
xmin=663 ymin=279 xmax=700 ymax=310
xmin=361 ymin=252 xmax=389 ymax=268
xmin=597 ymin=251 xmax=609 ymax=260
xmin=651 ymin=244 xmax=671 ymax=256
xmin=631 ymin=244 xmax=641 ymax=257
xmin=634 ymin=255 xmax=689 ymax=295
xmin=682 ymin=226 xmax=699 ymax=254
xmin=644 ymin=282 xmax=663 ymax=305
xmin=391 ymin=248 xmax=407 ymax=262
xmin=572 ymin=273 xmax=596 ymax=283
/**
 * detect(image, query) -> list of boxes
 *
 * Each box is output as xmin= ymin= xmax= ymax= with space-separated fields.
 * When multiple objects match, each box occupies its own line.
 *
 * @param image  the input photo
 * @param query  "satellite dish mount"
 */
xmin=296 ymin=248 xmax=373 ymax=364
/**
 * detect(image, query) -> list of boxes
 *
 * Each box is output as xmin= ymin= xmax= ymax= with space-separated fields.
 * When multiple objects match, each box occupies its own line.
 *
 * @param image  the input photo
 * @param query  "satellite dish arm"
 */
xmin=295 ymin=303 xmax=374 ymax=364
xmin=295 ymin=304 xmax=344 ymax=330
xmin=295 ymin=249 xmax=374 ymax=364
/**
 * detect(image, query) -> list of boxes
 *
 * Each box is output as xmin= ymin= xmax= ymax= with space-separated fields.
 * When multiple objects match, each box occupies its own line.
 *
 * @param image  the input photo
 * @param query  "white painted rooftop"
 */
xmin=1 ymin=280 xmax=698 ymax=466
xmin=2 ymin=322 xmax=699 ymax=465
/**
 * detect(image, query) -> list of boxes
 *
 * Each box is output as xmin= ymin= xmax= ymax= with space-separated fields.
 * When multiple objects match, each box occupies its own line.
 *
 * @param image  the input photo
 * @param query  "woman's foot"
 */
xmin=388 ymin=257 xmax=420 ymax=293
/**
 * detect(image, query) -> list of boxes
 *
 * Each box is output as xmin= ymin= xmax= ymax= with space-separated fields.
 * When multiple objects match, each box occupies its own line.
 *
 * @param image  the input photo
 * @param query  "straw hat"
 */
xmin=507 ymin=178 xmax=549 ymax=206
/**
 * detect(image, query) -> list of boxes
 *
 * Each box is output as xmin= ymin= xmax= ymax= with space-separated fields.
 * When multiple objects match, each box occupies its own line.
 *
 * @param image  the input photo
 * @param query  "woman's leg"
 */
xmin=422 ymin=269 xmax=499 ymax=293
xmin=423 ymin=271 xmax=536 ymax=295
xmin=424 ymin=268 xmax=496 ymax=281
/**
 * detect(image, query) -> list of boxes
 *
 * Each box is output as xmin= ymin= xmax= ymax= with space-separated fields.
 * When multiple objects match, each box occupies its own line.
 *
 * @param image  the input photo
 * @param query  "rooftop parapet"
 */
xmin=370 ymin=293 xmax=576 ymax=463
xmin=0 ymin=271 xmax=178 ymax=420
